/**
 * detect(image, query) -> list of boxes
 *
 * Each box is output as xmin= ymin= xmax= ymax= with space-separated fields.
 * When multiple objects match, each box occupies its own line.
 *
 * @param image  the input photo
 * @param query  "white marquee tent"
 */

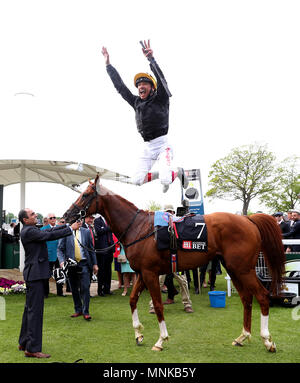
xmin=0 ymin=159 xmax=131 ymax=271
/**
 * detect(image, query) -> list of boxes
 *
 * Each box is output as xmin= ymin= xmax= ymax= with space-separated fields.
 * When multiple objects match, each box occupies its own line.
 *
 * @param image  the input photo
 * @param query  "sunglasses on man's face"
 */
xmin=49 ymin=217 xmax=56 ymax=219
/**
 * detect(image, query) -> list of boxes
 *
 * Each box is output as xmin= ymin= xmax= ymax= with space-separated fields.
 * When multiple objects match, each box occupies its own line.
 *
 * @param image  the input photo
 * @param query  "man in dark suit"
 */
xmin=94 ymin=215 xmax=115 ymax=296
xmin=273 ymin=212 xmax=290 ymax=234
xmin=286 ymin=210 xmax=295 ymax=228
xmin=18 ymin=208 xmax=79 ymax=359
xmin=283 ymin=210 xmax=300 ymax=252
xmin=57 ymin=220 xmax=98 ymax=320
xmin=82 ymin=215 xmax=96 ymax=247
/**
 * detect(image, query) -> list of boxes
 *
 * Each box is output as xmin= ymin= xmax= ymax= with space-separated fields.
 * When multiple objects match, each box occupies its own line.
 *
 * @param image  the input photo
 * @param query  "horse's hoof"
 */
xmin=151 ymin=346 xmax=163 ymax=351
xmin=232 ymin=341 xmax=243 ymax=347
xmin=136 ymin=336 xmax=144 ymax=346
xmin=268 ymin=342 xmax=276 ymax=353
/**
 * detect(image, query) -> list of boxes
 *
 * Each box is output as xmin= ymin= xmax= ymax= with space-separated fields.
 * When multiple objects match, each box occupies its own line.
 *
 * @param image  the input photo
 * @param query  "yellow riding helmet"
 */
xmin=134 ymin=72 xmax=157 ymax=90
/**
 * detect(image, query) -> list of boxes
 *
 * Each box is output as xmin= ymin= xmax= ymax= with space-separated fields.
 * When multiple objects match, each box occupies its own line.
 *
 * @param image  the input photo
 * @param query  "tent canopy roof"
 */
xmin=0 ymin=159 xmax=131 ymax=191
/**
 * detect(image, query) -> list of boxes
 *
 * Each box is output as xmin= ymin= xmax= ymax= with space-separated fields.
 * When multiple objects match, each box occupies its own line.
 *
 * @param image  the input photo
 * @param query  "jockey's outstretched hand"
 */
xmin=102 ymin=46 xmax=110 ymax=65
xmin=141 ymin=39 xmax=153 ymax=60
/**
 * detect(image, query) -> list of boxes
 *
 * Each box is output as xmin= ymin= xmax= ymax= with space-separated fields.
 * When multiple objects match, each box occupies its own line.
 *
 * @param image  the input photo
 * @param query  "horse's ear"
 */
xmin=95 ymin=173 xmax=101 ymax=194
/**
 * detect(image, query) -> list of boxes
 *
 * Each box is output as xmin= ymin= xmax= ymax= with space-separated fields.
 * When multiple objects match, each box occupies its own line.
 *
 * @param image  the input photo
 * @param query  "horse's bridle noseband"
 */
xmin=69 ymin=186 xmax=98 ymax=221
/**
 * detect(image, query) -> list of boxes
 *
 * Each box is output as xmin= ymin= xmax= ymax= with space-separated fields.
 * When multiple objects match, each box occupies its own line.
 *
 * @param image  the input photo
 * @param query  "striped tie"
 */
xmin=74 ymin=230 xmax=82 ymax=262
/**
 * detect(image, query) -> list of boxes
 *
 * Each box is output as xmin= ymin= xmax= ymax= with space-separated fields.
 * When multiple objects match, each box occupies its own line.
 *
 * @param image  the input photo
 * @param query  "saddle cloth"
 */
xmin=154 ymin=211 xmax=184 ymax=226
xmin=154 ymin=212 xmax=208 ymax=252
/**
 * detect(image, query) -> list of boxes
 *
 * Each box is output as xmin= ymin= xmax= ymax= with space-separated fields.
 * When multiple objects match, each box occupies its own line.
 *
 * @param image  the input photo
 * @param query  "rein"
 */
xmin=76 ymin=224 xmax=162 ymax=254
xmin=94 ymin=208 xmax=141 ymax=253
xmin=75 ymin=208 xmax=160 ymax=253
xmin=69 ymin=187 xmax=160 ymax=253
xmin=123 ymin=226 xmax=163 ymax=248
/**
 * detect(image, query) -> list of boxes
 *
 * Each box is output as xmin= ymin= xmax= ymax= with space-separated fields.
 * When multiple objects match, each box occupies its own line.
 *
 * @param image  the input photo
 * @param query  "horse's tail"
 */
xmin=248 ymin=213 xmax=285 ymax=295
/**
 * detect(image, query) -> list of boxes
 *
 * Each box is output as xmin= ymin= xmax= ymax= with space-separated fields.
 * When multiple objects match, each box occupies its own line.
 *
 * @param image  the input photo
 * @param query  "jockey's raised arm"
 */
xmin=101 ymin=46 xmax=110 ymax=66
xmin=101 ymin=41 xmax=187 ymax=193
xmin=140 ymin=39 xmax=154 ymax=60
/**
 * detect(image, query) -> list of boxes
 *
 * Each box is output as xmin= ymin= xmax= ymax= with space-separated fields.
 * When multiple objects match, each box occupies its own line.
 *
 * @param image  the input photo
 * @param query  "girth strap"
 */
xmin=168 ymin=215 xmax=178 ymax=273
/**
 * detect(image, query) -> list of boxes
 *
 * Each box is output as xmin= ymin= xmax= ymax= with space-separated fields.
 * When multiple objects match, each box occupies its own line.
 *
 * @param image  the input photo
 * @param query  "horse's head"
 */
xmin=63 ymin=174 xmax=102 ymax=224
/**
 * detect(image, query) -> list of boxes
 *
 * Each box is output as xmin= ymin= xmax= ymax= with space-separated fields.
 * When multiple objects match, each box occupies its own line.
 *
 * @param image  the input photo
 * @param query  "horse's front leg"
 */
xmin=129 ymin=273 xmax=145 ymax=345
xmin=143 ymin=271 xmax=169 ymax=351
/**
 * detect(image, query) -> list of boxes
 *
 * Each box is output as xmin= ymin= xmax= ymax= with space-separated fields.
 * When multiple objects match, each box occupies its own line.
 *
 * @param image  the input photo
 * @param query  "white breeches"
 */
xmin=131 ymin=135 xmax=174 ymax=186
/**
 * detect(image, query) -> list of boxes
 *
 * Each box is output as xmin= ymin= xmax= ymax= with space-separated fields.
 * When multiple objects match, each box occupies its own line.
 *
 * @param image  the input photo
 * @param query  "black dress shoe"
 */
xmin=98 ymin=292 xmax=105 ymax=297
xmin=25 ymin=351 xmax=51 ymax=358
xmin=70 ymin=312 xmax=83 ymax=318
xmin=104 ymin=291 xmax=113 ymax=295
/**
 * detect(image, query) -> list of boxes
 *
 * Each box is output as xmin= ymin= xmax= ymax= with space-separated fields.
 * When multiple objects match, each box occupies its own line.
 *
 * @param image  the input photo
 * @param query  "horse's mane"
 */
xmin=98 ymin=183 xmax=145 ymax=214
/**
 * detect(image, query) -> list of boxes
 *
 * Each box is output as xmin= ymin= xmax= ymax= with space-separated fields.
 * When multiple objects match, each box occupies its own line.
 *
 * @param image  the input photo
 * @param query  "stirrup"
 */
xmin=177 ymin=167 xmax=188 ymax=189
xmin=162 ymin=184 xmax=169 ymax=193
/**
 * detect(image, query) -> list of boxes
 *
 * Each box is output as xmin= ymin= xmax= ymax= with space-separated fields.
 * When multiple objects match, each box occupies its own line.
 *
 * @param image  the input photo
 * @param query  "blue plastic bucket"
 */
xmin=208 ymin=291 xmax=226 ymax=308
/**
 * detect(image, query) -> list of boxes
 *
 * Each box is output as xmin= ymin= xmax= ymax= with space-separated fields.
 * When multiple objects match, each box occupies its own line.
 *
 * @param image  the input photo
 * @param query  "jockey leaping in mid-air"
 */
xmin=101 ymin=40 xmax=188 ymax=193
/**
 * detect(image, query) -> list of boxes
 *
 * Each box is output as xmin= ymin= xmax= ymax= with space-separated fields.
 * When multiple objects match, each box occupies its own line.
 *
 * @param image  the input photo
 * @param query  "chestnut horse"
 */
xmin=63 ymin=175 xmax=285 ymax=352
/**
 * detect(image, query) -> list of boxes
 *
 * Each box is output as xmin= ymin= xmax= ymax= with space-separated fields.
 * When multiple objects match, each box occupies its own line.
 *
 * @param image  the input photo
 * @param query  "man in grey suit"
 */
xmin=57 ymin=220 xmax=98 ymax=320
xmin=18 ymin=208 xmax=80 ymax=359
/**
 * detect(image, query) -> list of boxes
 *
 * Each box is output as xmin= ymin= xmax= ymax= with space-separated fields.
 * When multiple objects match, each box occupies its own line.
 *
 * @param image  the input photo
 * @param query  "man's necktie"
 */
xmin=74 ymin=230 xmax=82 ymax=262
xmin=89 ymin=226 xmax=95 ymax=247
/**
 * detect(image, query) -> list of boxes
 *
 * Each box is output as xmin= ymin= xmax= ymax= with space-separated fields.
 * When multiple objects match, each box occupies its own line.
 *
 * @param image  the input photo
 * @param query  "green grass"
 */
xmin=1 ymin=273 xmax=300 ymax=364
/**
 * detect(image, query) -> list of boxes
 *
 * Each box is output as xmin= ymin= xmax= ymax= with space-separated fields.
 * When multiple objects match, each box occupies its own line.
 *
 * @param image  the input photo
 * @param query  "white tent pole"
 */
xmin=20 ymin=161 xmax=25 ymax=209
xmin=19 ymin=161 xmax=25 ymax=272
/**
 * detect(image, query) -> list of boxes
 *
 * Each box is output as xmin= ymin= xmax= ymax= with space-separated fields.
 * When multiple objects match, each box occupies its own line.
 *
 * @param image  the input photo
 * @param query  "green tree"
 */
xmin=259 ymin=155 xmax=300 ymax=212
xmin=205 ymin=143 xmax=276 ymax=215
xmin=36 ymin=213 xmax=44 ymax=225
xmin=5 ymin=212 xmax=16 ymax=224
xmin=146 ymin=200 xmax=162 ymax=211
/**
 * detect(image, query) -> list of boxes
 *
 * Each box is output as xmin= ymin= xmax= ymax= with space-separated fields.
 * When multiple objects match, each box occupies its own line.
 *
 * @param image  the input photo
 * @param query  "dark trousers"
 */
xmin=164 ymin=273 xmax=177 ymax=300
xmin=19 ymin=279 xmax=45 ymax=353
xmin=44 ymin=259 xmax=63 ymax=297
xmin=200 ymin=257 xmax=219 ymax=290
xmin=185 ymin=269 xmax=199 ymax=289
xmin=68 ymin=261 xmax=91 ymax=315
xmin=96 ymin=252 xmax=113 ymax=294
